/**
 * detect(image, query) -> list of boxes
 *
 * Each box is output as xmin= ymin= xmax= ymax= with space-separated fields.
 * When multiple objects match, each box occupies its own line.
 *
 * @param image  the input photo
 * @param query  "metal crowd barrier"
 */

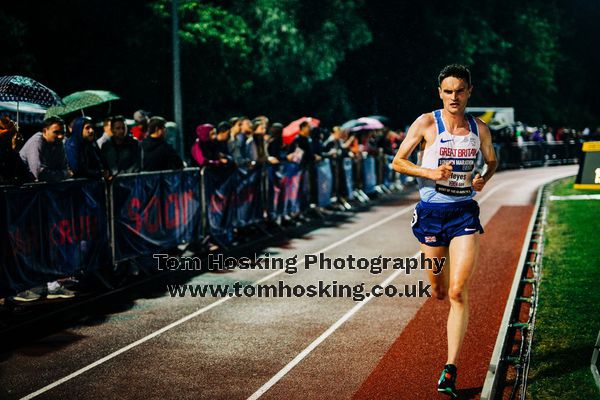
xmin=496 ymin=141 xmax=581 ymax=170
xmin=0 ymin=142 xmax=582 ymax=296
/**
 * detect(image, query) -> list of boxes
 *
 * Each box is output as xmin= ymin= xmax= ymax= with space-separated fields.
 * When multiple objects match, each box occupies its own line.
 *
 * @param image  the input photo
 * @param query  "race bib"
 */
xmin=435 ymin=158 xmax=475 ymax=196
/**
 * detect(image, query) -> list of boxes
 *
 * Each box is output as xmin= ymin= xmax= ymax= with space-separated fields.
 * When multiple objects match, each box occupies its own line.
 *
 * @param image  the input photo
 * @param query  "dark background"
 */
xmin=1 ymin=0 xmax=598 ymax=135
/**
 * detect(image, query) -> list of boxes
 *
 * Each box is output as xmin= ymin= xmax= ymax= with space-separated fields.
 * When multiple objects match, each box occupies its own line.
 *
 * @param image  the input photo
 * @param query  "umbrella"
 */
xmin=0 ymin=101 xmax=46 ymax=128
xmin=367 ymin=115 xmax=390 ymax=125
xmin=0 ymin=75 xmax=63 ymax=129
xmin=45 ymin=90 xmax=120 ymax=118
xmin=351 ymin=117 xmax=384 ymax=132
xmin=0 ymin=75 xmax=63 ymax=108
xmin=0 ymin=101 xmax=47 ymax=114
xmin=340 ymin=119 xmax=367 ymax=131
xmin=283 ymin=116 xmax=320 ymax=145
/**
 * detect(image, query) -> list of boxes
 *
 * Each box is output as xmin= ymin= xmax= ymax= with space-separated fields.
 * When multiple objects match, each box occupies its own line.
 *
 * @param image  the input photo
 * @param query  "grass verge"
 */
xmin=527 ymin=176 xmax=600 ymax=399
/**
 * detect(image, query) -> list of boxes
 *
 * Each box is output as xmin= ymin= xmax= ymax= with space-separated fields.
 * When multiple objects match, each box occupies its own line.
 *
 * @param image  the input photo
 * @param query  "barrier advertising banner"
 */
xmin=111 ymin=170 xmax=201 ymax=262
xmin=0 ymin=180 xmax=109 ymax=295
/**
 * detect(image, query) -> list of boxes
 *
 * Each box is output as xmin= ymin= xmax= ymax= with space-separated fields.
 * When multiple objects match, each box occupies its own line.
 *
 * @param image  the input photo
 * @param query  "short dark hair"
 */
xmin=438 ymin=64 xmax=471 ymax=87
xmin=111 ymin=115 xmax=126 ymax=128
xmin=269 ymin=122 xmax=284 ymax=138
xmin=217 ymin=121 xmax=231 ymax=133
xmin=43 ymin=116 xmax=65 ymax=129
xmin=252 ymin=118 xmax=264 ymax=131
xmin=299 ymin=121 xmax=310 ymax=130
xmin=147 ymin=116 xmax=166 ymax=134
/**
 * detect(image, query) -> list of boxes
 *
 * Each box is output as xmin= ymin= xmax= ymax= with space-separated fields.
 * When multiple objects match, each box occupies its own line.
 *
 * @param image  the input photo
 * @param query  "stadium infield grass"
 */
xmin=527 ymin=177 xmax=600 ymax=400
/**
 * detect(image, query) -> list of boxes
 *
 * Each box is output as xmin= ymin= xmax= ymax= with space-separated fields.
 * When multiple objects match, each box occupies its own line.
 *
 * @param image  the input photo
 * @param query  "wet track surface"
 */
xmin=0 ymin=165 xmax=577 ymax=400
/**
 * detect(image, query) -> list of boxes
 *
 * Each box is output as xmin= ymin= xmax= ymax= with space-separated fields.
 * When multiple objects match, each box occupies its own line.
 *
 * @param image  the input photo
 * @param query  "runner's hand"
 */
xmin=428 ymin=164 xmax=453 ymax=180
xmin=472 ymin=173 xmax=486 ymax=191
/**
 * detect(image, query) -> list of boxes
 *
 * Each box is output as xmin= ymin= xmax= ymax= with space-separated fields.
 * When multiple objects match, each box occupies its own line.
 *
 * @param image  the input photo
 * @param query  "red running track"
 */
xmin=353 ymin=205 xmax=533 ymax=400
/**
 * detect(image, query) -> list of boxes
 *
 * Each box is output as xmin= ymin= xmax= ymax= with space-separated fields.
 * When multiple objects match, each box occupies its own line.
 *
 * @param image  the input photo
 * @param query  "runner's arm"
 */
xmin=392 ymin=115 xmax=452 ymax=180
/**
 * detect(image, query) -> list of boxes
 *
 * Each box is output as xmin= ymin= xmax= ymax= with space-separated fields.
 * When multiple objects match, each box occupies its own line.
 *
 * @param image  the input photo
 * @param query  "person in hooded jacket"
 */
xmin=191 ymin=123 xmax=233 ymax=168
xmin=0 ymin=116 xmax=34 ymax=185
xmin=101 ymin=115 xmax=141 ymax=176
xmin=191 ymin=123 xmax=214 ymax=166
xmin=65 ymin=116 xmax=105 ymax=179
xmin=141 ymin=116 xmax=184 ymax=171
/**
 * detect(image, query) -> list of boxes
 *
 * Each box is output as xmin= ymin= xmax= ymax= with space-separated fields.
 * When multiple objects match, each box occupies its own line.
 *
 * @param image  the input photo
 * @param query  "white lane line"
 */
xmin=476 ymin=179 xmax=514 ymax=204
xmin=247 ymin=180 xmax=516 ymax=399
xmin=20 ymin=296 xmax=230 ymax=400
xmin=255 ymin=202 xmax=417 ymax=284
xmin=20 ymin=200 xmax=417 ymax=399
xmin=549 ymin=194 xmax=600 ymax=201
xmin=247 ymin=250 xmax=420 ymax=400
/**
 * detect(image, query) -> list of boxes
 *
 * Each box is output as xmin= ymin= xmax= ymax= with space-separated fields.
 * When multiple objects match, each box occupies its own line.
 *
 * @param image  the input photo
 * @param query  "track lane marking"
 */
xmin=246 ymin=179 xmax=517 ymax=399
xmin=21 ymin=174 xmax=550 ymax=400
xmin=20 ymin=197 xmax=419 ymax=399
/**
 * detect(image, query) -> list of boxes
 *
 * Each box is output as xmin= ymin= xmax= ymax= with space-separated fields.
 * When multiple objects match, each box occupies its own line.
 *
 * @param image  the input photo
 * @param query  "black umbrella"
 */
xmin=0 ymin=75 xmax=63 ymax=108
xmin=0 ymin=75 xmax=63 ymax=132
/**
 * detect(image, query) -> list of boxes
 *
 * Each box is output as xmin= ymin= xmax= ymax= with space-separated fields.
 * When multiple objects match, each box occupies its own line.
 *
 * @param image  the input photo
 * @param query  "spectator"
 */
xmin=228 ymin=116 xmax=256 ymax=166
xmin=545 ymin=127 xmax=555 ymax=142
xmin=131 ymin=109 xmax=149 ymax=141
xmin=214 ymin=121 xmax=232 ymax=160
xmin=65 ymin=116 xmax=105 ymax=179
xmin=288 ymin=121 xmax=320 ymax=166
xmin=190 ymin=123 xmax=216 ymax=167
xmin=267 ymin=122 xmax=290 ymax=162
xmin=323 ymin=126 xmax=351 ymax=158
xmin=530 ymin=128 xmax=545 ymax=142
xmin=15 ymin=116 xmax=75 ymax=301
xmin=141 ymin=116 xmax=183 ymax=171
xmin=0 ymin=116 xmax=34 ymax=185
xmin=20 ymin=116 xmax=71 ymax=182
xmin=252 ymin=118 xmax=269 ymax=163
xmin=310 ymin=125 xmax=324 ymax=159
xmin=101 ymin=115 xmax=141 ymax=176
xmin=229 ymin=116 xmax=242 ymax=141
xmin=96 ymin=117 xmax=113 ymax=149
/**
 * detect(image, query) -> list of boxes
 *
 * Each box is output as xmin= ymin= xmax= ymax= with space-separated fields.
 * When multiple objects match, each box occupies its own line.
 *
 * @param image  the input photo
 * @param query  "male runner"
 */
xmin=392 ymin=64 xmax=497 ymax=398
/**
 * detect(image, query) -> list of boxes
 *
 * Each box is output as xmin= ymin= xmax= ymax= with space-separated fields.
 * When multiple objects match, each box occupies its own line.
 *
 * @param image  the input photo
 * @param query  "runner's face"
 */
xmin=438 ymin=77 xmax=472 ymax=115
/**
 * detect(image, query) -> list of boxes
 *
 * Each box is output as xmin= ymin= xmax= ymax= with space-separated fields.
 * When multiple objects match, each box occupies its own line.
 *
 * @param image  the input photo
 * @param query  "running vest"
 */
xmin=417 ymin=109 xmax=480 ymax=203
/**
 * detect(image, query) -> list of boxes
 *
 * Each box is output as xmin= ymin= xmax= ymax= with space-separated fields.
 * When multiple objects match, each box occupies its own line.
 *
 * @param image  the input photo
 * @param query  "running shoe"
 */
xmin=437 ymin=364 xmax=458 ymax=398
xmin=47 ymin=285 xmax=76 ymax=299
xmin=13 ymin=290 xmax=42 ymax=302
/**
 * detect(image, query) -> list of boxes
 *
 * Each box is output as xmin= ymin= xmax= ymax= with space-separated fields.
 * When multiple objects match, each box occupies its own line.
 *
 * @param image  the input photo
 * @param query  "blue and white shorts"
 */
xmin=411 ymin=200 xmax=484 ymax=247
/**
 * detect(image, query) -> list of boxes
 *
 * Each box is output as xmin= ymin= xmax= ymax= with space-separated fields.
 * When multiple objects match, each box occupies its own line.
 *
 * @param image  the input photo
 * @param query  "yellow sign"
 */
xmin=582 ymin=141 xmax=600 ymax=152
xmin=575 ymin=141 xmax=600 ymax=190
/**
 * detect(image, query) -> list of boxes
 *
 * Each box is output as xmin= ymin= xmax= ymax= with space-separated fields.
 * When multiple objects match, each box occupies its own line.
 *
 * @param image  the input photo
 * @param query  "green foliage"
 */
xmin=1 ymin=0 xmax=596 ymax=128
xmin=508 ymin=5 xmax=561 ymax=122
xmin=148 ymin=0 xmax=372 ymax=122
